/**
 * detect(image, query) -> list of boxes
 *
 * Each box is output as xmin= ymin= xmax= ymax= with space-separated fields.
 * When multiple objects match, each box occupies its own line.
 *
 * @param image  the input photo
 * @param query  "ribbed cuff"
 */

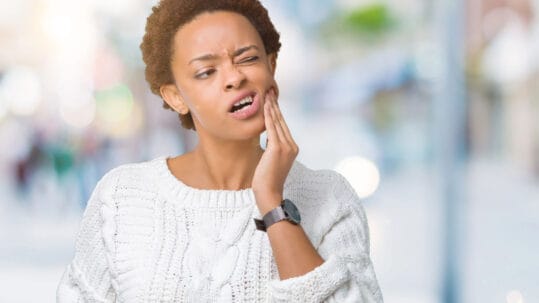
xmin=268 ymin=254 xmax=350 ymax=303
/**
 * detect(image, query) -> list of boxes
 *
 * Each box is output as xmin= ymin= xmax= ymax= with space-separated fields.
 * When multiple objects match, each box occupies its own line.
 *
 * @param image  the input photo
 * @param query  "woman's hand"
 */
xmin=252 ymin=88 xmax=299 ymax=214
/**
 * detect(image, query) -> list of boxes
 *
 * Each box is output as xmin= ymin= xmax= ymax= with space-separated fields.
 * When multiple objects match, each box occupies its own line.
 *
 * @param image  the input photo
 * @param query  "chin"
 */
xmin=230 ymin=117 xmax=266 ymax=140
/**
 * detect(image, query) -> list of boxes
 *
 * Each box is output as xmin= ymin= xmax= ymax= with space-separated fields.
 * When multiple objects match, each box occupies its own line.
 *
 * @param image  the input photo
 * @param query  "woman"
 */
xmin=57 ymin=0 xmax=383 ymax=302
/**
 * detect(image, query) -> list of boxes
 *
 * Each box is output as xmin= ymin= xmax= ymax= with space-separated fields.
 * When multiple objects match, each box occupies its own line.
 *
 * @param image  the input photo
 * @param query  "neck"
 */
xmin=191 ymin=135 xmax=264 ymax=190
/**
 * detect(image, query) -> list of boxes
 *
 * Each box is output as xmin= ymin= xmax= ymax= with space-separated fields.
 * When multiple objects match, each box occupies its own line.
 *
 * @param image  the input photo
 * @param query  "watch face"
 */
xmin=282 ymin=199 xmax=301 ymax=224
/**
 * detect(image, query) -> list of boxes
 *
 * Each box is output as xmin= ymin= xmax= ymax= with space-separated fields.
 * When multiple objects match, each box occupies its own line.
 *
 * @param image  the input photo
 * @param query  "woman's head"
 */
xmin=140 ymin=0 xmax=281 ymax=133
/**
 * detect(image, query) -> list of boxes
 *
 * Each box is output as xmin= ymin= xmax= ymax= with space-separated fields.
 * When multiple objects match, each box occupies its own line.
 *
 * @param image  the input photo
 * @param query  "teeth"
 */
xmin=233 ymin=96 xmax=253 ymax=107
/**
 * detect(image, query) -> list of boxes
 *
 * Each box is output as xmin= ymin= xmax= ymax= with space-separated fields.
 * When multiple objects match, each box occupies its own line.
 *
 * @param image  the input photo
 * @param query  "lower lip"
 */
xmin=229 ymin=94 xmax=260 ymax=120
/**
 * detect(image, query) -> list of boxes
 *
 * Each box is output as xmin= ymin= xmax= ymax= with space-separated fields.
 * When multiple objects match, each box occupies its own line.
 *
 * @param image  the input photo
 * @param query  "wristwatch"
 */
xmin=254 ymin=198 xmax=301 ymax=232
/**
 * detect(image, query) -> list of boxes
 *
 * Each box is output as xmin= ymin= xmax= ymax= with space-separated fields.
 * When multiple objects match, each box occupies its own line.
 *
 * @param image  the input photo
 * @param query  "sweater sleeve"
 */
xmin=267 ymin=172 xmax=383 ymax=303
xmin=56 ymin=169 xmax=119 ymax=303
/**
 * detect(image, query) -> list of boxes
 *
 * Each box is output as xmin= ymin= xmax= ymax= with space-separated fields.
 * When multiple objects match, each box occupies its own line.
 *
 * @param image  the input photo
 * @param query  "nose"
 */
xmin=224 ymin=64 xmax=246 ymax=90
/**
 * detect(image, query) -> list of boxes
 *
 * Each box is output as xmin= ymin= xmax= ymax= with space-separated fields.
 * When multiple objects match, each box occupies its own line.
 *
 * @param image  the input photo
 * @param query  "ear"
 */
xmin=267 ymin=53 xmax=277 ymax=76
xmin=160 ymin=84 xmax=190 ymax=115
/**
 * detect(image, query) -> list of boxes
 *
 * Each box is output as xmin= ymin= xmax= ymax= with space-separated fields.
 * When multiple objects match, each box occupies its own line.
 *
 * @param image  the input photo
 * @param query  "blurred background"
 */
xmin=1 ymin=0 xmax=538 ymax=302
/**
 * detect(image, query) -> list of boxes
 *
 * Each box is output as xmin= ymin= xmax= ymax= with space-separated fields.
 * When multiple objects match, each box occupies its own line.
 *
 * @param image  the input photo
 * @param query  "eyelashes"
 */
xmin=195 ymin=69 xmax=215 ymax=79
xmin=242 ymin=56 xmax=259 ymax=63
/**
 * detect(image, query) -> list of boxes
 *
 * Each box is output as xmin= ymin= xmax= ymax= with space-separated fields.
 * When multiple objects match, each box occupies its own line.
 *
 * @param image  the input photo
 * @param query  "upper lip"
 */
xmin=228 ymin=91 xmax=256 ymax=112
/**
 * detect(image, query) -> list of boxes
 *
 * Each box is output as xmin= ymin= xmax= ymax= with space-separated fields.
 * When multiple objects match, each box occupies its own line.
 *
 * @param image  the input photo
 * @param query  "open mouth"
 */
xmin=229 ymin=94 xmax=255 ymax=113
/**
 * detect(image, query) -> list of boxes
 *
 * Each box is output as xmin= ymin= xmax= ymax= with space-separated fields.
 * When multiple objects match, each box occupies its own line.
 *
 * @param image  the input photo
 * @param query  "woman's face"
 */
xmin=163 ymin=11 xmax=278 ymax=141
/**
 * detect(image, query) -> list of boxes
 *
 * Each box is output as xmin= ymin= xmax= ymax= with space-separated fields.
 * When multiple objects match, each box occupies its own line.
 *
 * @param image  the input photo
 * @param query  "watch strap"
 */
xmin=253 ymin=217 xmax=267 ymax=231
xmin=254 ymin=207 xmax=285 ymax=232
xmin=254 ymin=199 xmax=297 ymax=232
xmin=263 ymin=206 xmax=286 ymax=228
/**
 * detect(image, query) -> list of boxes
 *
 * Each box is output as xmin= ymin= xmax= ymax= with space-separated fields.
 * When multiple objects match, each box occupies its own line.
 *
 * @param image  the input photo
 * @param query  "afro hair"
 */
xmin=140 ymin=0 xmax=282 ymax=130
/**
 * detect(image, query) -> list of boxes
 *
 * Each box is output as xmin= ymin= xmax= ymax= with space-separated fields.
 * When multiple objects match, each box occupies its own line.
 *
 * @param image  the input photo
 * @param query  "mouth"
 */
xmin=229 ymin=93 xmax=256 ymax=113
xmin=228 ymin=92 xmax=261 ymax=120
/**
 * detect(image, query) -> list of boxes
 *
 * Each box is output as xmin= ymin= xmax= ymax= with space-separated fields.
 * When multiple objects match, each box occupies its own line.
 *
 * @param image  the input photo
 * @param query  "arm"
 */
xmin=57 ymin=170 xmax=118 ymax=303
xmin=257 ymin=192 xmax=325 ymax=280
xmin=265 ymin=173 xmax=383 ymax=303
xmin=252 ymin=87 xmax=323 ymax=280
xmin=252 ymin=89 xmax=382 ymax=302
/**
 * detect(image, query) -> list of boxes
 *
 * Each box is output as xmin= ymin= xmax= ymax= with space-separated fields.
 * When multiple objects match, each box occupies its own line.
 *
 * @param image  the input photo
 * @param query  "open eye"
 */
xmin=195 ymin=69 xmax=215 ymax=79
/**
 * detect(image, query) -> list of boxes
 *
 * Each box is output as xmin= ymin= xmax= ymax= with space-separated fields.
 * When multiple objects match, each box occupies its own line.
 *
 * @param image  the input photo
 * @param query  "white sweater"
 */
xmin=57 ymin=156 xmax=383 ymax=302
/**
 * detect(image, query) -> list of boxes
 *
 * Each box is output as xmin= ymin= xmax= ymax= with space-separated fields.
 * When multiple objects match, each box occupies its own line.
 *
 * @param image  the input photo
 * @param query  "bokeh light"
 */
xmin=59 ymin=96 xmax=96 ymax=129
xmin=94 ymin=84 xmax=143 ymax=138
xmin=0 ymin=67 xmax=42 ymax=116
xmin=335 ymin=156 xmax=381 ymax=199
xmin=507 ymin=290 xmax=524 ymax=303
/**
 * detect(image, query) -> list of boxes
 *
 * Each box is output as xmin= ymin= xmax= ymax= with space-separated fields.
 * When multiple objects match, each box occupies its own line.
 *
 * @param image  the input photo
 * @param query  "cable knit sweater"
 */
xmin=57 ymin=156 xmax=383 ymax=302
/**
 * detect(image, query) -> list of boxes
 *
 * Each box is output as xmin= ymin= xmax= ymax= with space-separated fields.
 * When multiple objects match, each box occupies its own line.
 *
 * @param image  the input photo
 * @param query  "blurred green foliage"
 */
xmin=320 ymin=3 xmax=396 ymax=45
xmin=94 ymin=84 xmax=133 ymax=104
xmin=343 ymin=4 xmax=394 ymax=33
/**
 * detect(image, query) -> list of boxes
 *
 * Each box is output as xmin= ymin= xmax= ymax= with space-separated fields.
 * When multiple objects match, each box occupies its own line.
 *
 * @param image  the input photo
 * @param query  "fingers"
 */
xmin=265 ymin=89 xmax=299 ymax=155
xmin=264 ymin=95 xmax=277 ymax=147
xmin=267 ymin=93 xmax=288 ymax=144
xmin=268 ymin=91 xmax=295 ymax=146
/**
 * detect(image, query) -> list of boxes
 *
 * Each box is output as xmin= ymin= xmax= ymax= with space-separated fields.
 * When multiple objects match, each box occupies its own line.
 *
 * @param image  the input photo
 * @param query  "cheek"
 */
xmin=265 ymin=74 xmax=279 ymax=98
xmin=270 ymin=77 xmax=279 ymax=98
xmin=179 ymin=91 xmax=211 ymax=119
xmin=252 ymin=67 xmax=277 ymax=89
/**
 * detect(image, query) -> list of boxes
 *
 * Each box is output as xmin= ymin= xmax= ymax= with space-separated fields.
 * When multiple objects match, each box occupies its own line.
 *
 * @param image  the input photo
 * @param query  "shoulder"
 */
xmin=285 ymin=160 xmax=357 ymax=205
xmin=93 ymin=156 xmax=165 ymax=201
xmin=286 ymin=160 xmax=366 ymax=247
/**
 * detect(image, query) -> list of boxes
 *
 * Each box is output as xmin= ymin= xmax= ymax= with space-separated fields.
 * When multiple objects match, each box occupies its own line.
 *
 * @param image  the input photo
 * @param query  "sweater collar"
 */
xmin=153 ymin=155 xmax=301 ymax=210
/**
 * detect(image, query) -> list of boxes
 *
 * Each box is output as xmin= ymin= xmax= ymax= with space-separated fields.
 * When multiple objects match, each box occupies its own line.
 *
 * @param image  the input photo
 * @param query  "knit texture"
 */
xmin=57 ymin=156 xmax=383 ymax=302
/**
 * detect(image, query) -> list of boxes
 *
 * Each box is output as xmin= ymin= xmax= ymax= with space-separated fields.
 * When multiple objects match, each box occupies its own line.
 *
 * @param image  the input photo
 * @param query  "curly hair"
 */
xmin=140 ymin=0 xmax=282 ymax=130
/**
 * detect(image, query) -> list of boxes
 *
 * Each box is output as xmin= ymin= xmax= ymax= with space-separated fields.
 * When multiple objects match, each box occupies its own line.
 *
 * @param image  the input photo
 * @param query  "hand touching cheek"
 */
xmin=252 ymin=89 xmax=299 ymax=214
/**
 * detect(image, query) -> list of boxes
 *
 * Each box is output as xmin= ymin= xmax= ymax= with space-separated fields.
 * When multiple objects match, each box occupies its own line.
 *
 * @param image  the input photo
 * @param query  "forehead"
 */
xmin=173 ymin=11 xmax=263 ymax=63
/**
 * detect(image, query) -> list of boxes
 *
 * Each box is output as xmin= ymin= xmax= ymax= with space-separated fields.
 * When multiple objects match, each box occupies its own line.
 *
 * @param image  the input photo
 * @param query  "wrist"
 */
xmin=254 ymin=192 xmax=283 ymax=215
xmin=253 ymin=198 xmax=302 ymax=232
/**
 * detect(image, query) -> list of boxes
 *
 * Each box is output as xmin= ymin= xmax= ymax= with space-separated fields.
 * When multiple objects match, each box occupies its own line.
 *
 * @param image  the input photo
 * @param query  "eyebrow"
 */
xmin=188 ymin=45 xmax=259 ymax=65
